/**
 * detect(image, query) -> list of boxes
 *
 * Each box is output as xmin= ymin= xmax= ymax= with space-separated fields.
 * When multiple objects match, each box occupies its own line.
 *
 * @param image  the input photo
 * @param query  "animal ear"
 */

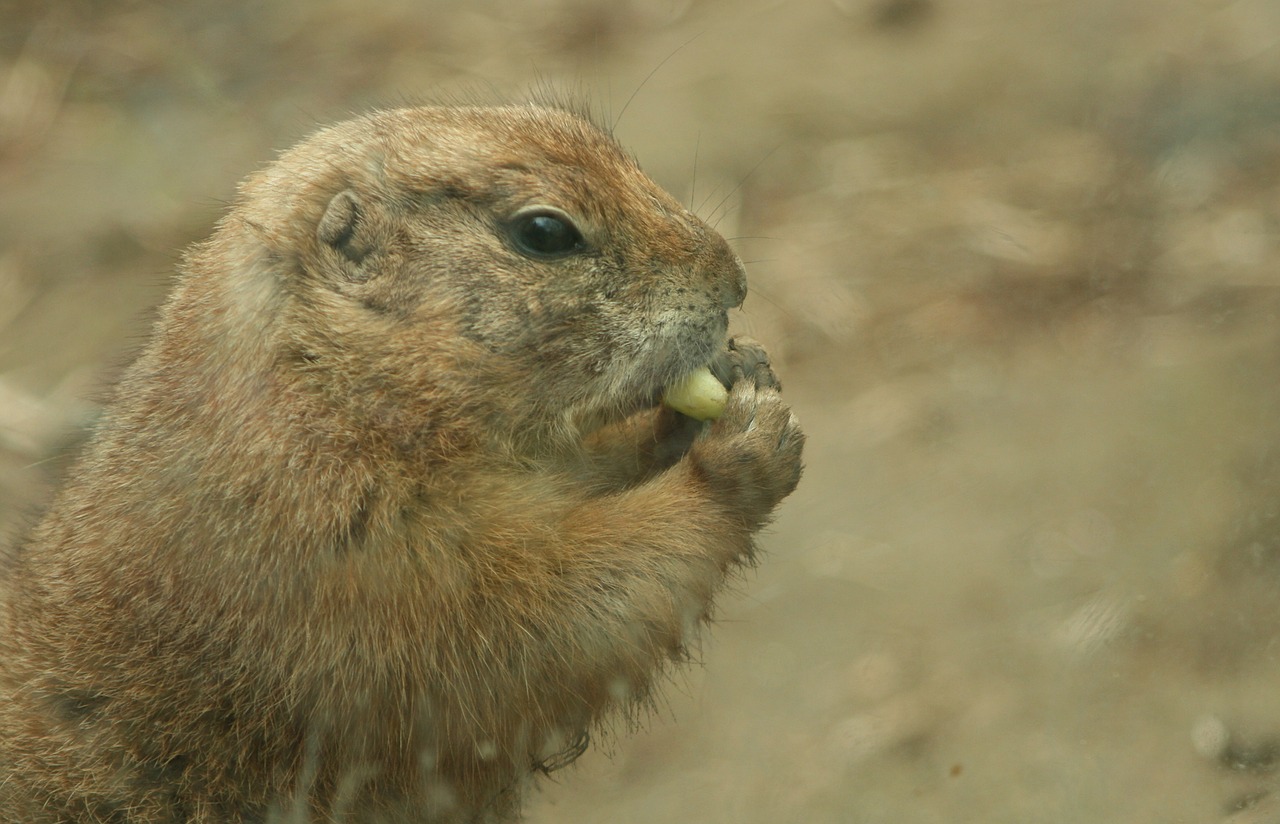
xmin=317 ymin=189 xmax=374 ymax=278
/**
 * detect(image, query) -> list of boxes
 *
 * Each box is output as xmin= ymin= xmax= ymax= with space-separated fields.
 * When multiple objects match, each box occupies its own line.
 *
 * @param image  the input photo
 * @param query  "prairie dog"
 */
xmin=0 ymin=103 xmax=804 ymax=823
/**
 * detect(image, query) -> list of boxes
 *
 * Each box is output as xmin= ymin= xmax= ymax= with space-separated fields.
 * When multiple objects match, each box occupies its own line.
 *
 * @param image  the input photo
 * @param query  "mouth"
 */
xmin=584 ymin=321 xmax=728 ymax=425
xmin=601 ymin=355 xmax=717 ymax=425
xmin=649 ymin=323 xmax=729 ymax=407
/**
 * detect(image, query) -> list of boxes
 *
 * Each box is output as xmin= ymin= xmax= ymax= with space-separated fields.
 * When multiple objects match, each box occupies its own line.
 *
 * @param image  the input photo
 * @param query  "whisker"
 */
xmin=613 ymin=32 xmax=703 ymax=132
xmin=689 ymin=131 xmax=701 ymax=213
xmin=740 ymin=286 xmax=794 ymax=319
xmin=696 ymin=181 xmax=725 ymax=218
xmin=708 ymin=145 xmax=779 ymax=228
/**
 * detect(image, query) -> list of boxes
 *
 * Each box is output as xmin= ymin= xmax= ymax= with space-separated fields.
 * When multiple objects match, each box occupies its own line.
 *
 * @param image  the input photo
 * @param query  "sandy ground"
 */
xmin=5 ymin=1 xmax=1280 ymax=821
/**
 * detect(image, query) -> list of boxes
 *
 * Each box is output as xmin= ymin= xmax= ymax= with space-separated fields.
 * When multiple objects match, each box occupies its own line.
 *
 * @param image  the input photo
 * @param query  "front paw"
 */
xmin=709 ymin=336 xmax=780 ymax=392
xmin=687 ymin=374 xmax=804 ymax=531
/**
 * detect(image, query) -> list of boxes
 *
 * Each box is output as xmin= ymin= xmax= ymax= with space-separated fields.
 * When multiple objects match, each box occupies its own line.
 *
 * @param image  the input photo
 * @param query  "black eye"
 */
xmin=510 ymin=209 xmax=584 ymax=258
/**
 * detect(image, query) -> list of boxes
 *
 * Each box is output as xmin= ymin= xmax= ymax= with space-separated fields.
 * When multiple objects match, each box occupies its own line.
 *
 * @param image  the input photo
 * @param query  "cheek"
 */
xmin=335 ymin=273 xmax=428 ymax=318
xmin=457 ymin=295 xmax=530 ymax=347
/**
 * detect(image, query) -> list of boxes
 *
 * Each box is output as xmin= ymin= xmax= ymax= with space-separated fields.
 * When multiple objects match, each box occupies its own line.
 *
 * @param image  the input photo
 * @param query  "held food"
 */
xmin=662 ymin=366 xmax=729 ymax=421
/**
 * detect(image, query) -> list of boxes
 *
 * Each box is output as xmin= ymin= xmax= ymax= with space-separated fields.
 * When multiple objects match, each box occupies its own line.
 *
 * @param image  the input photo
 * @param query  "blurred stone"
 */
xmin=1192 ymin=714 xmax=1230 ymax=761
xmin=1053 ymin=592 xmax=1130 ymax=656
xmin=827 ymin=692 xmax=934 ymax=764
xmin=845 ymin=651 xmax=904 ymax=704
xmin=965 ymin=198 xmax=1074 ymax=268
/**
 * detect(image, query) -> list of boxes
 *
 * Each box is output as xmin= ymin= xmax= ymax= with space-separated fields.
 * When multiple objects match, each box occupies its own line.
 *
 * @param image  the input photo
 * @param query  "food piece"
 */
xmin=662 ymin=366 xmax=728 ymax=421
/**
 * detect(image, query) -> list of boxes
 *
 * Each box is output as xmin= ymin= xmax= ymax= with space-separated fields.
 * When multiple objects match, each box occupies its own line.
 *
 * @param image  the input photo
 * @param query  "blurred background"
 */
xmin=5 ymin=0 xmax=1280 ymax=820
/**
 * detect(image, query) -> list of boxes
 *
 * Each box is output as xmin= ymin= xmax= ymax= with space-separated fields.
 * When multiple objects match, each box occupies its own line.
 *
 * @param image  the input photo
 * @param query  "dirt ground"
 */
xmin=5 ymin=1 xmax=1280 ymax=821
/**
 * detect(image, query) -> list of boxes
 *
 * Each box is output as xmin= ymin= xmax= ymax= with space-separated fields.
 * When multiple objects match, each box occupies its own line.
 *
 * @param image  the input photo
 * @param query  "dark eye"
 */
xmin=510 ymin=209 xmax=584 ymax=258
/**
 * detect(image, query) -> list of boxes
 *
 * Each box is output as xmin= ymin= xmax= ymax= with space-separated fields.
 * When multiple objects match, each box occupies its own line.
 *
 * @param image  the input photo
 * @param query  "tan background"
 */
xmin=4 ymin=1 xmax=1280 ymax=820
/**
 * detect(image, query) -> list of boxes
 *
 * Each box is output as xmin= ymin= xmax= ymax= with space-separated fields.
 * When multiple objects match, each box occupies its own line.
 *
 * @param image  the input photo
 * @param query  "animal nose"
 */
xmin=690 ymin=217 xmax=748 ymax=310
xmin=720 ymin=254 xmax=748 ymax=310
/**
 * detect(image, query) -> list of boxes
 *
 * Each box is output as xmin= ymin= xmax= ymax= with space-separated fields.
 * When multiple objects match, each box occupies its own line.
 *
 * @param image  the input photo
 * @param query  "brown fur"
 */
xmin=0 ymin=104 xmax=804 ymax=823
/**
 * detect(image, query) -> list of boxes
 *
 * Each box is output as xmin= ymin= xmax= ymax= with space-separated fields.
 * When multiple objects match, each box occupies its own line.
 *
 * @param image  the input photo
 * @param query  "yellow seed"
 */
xmin=662 ymin=366 xmax=728 ymax=421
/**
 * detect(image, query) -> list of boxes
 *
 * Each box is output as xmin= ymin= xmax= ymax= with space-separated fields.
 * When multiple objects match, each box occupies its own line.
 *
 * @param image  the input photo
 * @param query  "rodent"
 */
xmin=0 ymin=102 xmax=804 ymax=823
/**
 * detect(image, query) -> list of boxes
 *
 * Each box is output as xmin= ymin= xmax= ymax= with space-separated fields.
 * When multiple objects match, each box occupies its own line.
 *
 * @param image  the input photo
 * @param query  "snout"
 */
xmin=720 ymin=254 xmax=748 ymax=310
xmin=700 ymin=232 xmax=748 ymax=311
